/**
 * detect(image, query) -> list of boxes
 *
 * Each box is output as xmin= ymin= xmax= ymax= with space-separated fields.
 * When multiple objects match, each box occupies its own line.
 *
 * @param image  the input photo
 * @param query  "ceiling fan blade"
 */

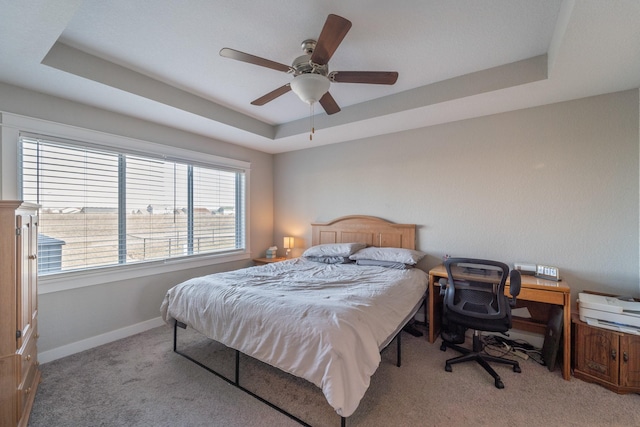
xmin=310 ymin=14 xmax=352 ymax=66
xmin=331 ymin=71 xmax=398 ymax=85
xmin=251 ymin=84 xmax=291 ymax=106
xmin=319 ymin=92 xmax=341 ymax=115
xmin=220 ymin=48 xmax=293 ymax=73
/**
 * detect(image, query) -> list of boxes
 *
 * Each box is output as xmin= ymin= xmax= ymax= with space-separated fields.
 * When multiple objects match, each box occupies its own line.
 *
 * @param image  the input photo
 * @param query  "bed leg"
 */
xmin=341 ymin=416 xmax=346 ymax=427
xmin=173 ymin=320 xmax=187 ymax=352
xmin=235 ymin=350 xmax=240 ymax=385
xmin=397 ymin=330 xmax=402 ymax=368
xmin=173 ymin=320 xmax=178 ymax=352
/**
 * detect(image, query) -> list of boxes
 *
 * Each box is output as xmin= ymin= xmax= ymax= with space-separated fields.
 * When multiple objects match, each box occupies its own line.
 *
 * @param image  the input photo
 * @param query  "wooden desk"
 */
xmin=428 ymin=264 xmax=572 ymax=380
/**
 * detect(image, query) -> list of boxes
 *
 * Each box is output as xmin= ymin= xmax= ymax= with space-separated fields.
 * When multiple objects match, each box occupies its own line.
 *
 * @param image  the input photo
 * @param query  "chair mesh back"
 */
xmin=455 ymin=285 xmax=498 ymax=315
xmin=444 ymin=259 xmax=509 ymax=321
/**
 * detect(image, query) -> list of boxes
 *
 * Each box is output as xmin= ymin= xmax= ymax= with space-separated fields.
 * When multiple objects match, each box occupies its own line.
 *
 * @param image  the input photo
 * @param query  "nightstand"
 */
xmin=253 ymin=257 xmax=287 ymax=266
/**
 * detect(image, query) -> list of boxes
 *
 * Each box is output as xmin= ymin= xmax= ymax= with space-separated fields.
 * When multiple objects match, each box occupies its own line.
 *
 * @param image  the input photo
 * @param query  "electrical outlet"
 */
xmin=536 ymin=264 xmax=560 ymax=281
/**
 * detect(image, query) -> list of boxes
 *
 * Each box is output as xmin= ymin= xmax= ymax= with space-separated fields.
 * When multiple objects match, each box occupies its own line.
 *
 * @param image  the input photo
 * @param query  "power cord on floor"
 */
xmin=482 ymin=334 xmax=545 ymax=365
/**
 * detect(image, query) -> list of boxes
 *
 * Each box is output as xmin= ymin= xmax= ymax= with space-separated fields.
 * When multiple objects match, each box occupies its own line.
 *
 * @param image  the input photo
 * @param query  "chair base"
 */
xmin=440 ymin=331 xmax=521 ymax=389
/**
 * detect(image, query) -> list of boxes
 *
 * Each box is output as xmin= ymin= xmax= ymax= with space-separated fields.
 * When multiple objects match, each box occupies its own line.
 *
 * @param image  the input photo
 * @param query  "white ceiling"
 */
xmin=1 ymin=1 xmax=639 ymax=154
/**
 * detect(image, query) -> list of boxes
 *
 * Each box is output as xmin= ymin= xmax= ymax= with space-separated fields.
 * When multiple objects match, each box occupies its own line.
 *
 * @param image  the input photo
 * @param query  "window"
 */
xmin=19 ymin=134 xmax=247 ymax=276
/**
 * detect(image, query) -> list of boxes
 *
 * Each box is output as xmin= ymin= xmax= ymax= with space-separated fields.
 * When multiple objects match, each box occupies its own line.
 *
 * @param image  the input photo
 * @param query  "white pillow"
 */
xmin=304 ymin=256 xmax=352 ymax=264
xmin=355 ymin=259 xmax=412 ymax=269
xmin=302 ymin=242 xmax=366 ymax=258
xmin=349 ymin=247 xmax=426 ymax=265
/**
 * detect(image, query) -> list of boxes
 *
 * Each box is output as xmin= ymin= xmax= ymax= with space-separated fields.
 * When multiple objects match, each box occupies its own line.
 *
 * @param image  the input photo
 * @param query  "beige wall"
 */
xmin=1 ymin=82 xmax=638 ymax=356
xmin=0 ymin=83 xmax=275 ymax=353
xmin=274 ymin=90 xmax=640 ymax=300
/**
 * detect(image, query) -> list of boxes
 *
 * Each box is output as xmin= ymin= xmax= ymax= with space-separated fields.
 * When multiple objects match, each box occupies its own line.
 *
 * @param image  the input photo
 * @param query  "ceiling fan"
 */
xmin=219 ymin=14 xmax=398 ymax=116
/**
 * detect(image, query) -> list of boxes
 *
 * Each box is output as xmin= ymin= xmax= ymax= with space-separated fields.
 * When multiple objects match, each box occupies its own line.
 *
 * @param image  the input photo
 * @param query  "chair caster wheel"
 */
xmin=495 ymin=379 xmax=504 ymax=389
xmin=445 ymin=364 xmax=452 ymax=372
xmin=440 ymin=343 xmax=447 ymax=351
xmin=514 ymin=365 xmax=521 ymax=373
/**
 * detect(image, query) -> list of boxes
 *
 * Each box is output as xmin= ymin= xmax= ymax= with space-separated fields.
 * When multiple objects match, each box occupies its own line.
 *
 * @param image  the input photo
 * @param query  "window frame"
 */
xmin=4 ymin=112 xmax=251 ymax=294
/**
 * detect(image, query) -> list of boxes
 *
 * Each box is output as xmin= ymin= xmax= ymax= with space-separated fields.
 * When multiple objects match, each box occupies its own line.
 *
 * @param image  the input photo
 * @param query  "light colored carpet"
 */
xmin=29 ymin=324 xmax=640 ymax=426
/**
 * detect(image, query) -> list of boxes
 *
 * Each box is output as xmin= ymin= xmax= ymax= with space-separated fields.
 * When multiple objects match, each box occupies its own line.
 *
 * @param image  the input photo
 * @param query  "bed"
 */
xmin=161 ymin=215 xmax=428 ymax=425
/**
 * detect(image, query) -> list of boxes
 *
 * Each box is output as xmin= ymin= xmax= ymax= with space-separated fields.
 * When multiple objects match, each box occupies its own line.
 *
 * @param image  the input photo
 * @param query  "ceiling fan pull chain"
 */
xmin=309 ymin=103 xmax=314 ymax=140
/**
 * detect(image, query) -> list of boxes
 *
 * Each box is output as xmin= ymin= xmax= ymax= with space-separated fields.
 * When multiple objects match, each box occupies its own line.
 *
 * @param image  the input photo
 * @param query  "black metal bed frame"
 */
xmin=173 ymin=320 xmax=405 ymax=427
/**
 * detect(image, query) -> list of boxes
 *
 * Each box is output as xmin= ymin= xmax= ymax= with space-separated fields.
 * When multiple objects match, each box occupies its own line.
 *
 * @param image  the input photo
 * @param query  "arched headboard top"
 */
xmin=311 ymin=215 xmax=417 ymax=250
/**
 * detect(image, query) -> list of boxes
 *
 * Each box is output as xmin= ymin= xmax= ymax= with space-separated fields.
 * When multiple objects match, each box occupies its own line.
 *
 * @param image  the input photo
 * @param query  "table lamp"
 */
xmin=283 ymin=236 xmax=294 ymax=258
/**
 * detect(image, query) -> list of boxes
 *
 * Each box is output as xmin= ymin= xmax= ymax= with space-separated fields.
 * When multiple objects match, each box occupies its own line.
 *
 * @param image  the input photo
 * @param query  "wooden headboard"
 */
xmin=311 ymin=215 xmax=416 ymax=249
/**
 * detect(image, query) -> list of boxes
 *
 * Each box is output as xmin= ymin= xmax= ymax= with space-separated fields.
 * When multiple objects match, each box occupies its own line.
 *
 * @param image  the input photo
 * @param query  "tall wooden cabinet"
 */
xmin=573 ymin=314 xmax=640 ymax=394
xmin=0 ymin=201 xmax=40 ymax=427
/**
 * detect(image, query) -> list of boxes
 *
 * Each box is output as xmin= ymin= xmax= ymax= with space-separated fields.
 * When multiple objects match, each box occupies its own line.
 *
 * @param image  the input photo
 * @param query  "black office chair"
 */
xmin=439 ymin=258 xmax=522 ymax=389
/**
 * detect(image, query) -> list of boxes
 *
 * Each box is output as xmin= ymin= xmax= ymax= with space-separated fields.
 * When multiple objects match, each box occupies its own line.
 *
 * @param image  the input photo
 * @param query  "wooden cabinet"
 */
xmin=0 ymin=201 xmax=41 ymax=427
xmin=573 ymin=315 xmax=640 ymax=394
xmin=253 ymin=257 xmax=287 ymax=266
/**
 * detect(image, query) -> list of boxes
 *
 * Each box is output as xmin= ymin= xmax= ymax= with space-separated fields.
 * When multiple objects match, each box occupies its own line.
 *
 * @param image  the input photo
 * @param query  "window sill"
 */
xmin=38 ymin=251 xmax=250 ymax=294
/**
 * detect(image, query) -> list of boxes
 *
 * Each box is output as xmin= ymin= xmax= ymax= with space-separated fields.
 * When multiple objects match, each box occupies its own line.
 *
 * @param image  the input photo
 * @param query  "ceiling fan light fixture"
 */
xmin=290 ymin=73 xmax=330 ymax=104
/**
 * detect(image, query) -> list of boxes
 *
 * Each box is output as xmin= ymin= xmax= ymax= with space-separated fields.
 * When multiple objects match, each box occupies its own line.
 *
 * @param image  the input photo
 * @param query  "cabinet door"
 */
xmin=16 ymin=214 xmax=32 ymax=349
xmin=620 ymin=334 xmax=640 ymax=388
xmin=29 ymin=214 xmax=38 ymax=329
xmin=575 ymin=323 xmax=619 ymax=385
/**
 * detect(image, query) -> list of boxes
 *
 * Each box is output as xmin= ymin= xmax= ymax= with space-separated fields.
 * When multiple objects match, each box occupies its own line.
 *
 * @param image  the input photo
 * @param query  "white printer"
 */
xmin=578 ymin=293 xmax=640 ymax=335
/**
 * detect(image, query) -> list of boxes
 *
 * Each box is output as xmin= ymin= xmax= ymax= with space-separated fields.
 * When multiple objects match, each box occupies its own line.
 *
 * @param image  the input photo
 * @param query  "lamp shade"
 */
xmin=290 ymin=73 xmax=330 ymax=104
xmin=283 ymin=236 xmax=294 ymax=249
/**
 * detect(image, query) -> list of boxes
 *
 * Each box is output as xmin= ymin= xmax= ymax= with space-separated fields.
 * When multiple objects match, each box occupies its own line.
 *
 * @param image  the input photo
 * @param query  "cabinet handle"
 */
xmin=25 ymin=354 xmax=31 ymax=361
xmin=29 ymin=254 xmax=37 ymax=260
xmin=611 ymin=349 xmax=617 ymax=361
xmin=623 ymin=351 xmax=628 ymax=363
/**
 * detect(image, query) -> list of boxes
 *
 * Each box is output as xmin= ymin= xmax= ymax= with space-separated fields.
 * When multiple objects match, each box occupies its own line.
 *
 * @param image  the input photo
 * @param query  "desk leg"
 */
xmin=427 ymin=274 xmax=442 ymax=344
xmin=562 ymin=295 xmax=571 ymax=380
xmin=428 ymin=274 xmax=435 ymax=343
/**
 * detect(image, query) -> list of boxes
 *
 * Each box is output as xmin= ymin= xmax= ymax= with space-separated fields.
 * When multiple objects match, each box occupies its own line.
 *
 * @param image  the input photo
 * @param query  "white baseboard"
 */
xmin=39 ymin=317 xmax=166 ymax=364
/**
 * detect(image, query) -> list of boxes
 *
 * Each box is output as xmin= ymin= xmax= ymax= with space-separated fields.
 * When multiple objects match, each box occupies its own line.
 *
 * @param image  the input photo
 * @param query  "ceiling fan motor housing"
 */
xmin=292 ymin=40 xmax=328 ymax=76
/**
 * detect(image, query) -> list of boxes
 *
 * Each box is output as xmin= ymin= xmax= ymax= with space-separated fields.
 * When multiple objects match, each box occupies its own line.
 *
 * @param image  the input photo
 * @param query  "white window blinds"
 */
xmin=20 ymin=135 xmax=246 ymax=275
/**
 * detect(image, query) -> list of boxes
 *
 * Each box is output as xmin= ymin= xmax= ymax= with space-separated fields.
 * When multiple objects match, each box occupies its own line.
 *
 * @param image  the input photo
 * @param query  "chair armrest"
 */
xmin=508 ymin=270 xmax=521 ymax=307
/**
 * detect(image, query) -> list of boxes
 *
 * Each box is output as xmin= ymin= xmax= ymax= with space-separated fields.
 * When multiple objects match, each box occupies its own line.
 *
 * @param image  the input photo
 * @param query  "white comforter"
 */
xmin=160 ymin=257 xmax=428 ymax=417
